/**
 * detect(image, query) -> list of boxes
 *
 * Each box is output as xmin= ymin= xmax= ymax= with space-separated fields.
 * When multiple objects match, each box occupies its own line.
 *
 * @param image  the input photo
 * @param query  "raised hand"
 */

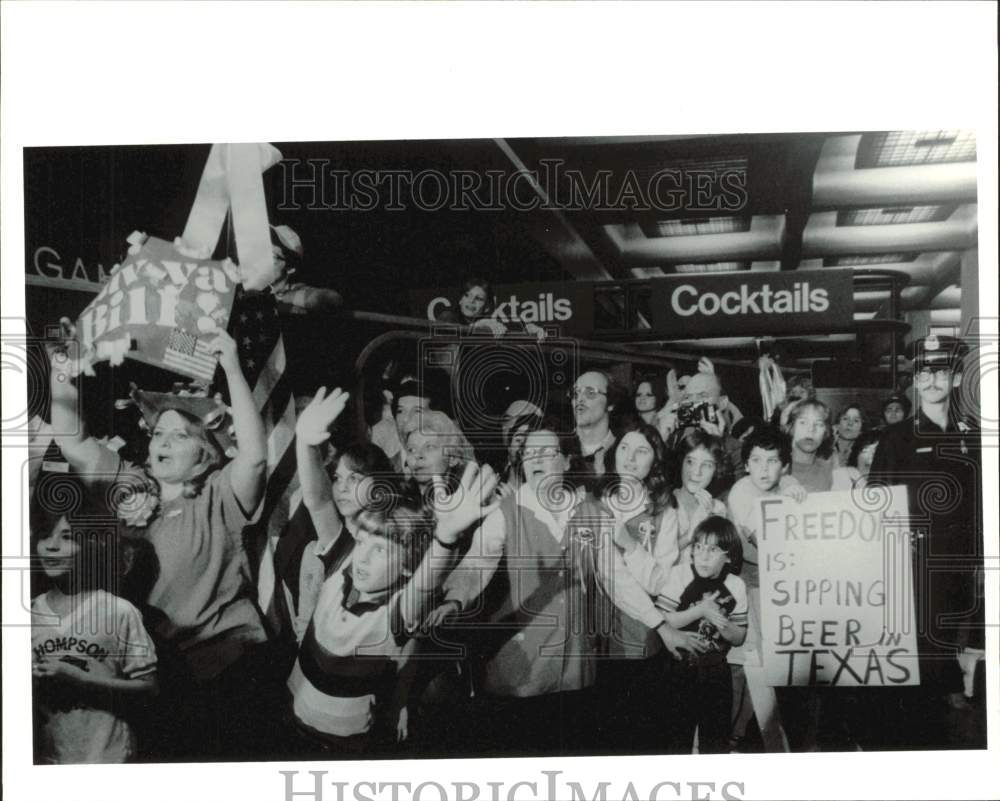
xmin=205 ymin=330 xmax=241 ymax=375
xmin=699 ymin=416 xmax=726 ymax=438
xmin=295 ymin=387 xmax=350 ymax=447
xmin=780 ymin=479 xmax=807 ymax=503
xmin=471 ymin=318 xmax=507 ymax=337
xmin=523 ymin=322 xmax=547 ymax=341
xmin=692 ymin=487 xmax=715 ymax=514
xmin=432 ymin=462 xmax=501 ymax=545
xmin=492 ymin=481 xmax=515 ymax=502
xmin=655 ymin=402 xmax=680 ymax=439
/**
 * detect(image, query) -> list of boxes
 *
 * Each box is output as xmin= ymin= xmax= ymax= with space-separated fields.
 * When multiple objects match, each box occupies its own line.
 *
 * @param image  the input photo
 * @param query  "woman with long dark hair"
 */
xmin=670 ymin=429 xmax=729 ymax=562
xmin=596 ymin=421 xmax=701 ymax=752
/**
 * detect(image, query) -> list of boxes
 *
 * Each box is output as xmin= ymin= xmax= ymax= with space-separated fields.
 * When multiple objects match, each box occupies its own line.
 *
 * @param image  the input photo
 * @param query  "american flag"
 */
xmin=231 ymin=290 xmax=305 ymax=636
xmin=164 ymin=328 xmax=219 ymax=382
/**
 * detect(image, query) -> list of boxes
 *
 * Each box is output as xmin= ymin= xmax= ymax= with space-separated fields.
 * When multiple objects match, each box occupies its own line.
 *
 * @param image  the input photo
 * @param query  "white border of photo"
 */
xmin=2 ymin=3 xmax=997 ymax=801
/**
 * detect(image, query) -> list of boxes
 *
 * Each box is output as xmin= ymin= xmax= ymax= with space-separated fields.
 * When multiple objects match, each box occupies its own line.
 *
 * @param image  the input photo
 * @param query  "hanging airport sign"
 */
xmin=651 ymin=269 xmax=854 ymax=338
xmin=411 ymin=280 xmax=595 ymax=338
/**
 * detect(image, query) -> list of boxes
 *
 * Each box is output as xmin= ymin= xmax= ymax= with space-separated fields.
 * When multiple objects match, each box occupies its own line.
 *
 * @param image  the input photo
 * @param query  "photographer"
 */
xmin=656 ymin=366 xmax=742 ymax=490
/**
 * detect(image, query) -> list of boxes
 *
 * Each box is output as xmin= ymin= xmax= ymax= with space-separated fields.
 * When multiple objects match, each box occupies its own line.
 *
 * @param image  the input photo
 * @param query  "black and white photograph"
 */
xmin=2 ymin=4 xmax=997 ymax=801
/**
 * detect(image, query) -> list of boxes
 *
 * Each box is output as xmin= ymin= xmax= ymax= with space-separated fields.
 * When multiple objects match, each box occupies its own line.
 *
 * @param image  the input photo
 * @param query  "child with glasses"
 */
xmin=657 ymin=515 xmax=747 ymax=754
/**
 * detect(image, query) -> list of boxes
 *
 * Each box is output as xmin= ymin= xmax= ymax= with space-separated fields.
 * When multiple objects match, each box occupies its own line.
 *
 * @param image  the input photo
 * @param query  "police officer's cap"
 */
xmin=907 ymin=334 xmax=967 ymax=371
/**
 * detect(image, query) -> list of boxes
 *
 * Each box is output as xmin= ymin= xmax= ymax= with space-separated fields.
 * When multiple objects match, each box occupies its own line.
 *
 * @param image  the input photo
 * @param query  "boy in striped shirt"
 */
xmin=286 ymin=463 xmax=498 ymax=754
xmin=658 ymin=515 xmax=748 ymax=753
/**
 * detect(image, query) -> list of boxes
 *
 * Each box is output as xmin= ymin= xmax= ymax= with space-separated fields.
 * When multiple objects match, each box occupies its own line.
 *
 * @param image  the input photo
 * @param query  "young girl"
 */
xmin=832 ymin=405 xmax=866 ymax=466
xmin=31 ymin=490 xmax=158 ymax=764
xmin=784 ymin=399 xmax=839 ymax=492
xmin=659 ymin=516 xmax=748 ymax=754
xmin=48 ymin=328 xmax=272 ymax=759
xmin=291 ymin=386 xmax=397 ymax=643
xmin=848 ymin=430 xmax=881 ymax=481
xmin=671 ymin=430 xmax=729 ymax=564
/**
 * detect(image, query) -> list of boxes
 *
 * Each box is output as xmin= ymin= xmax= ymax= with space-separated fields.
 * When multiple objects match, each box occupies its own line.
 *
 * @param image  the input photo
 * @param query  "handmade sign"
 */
xmin=756 ymin=486 xmax=920 ymax=687
xmin=74 ymin=236 xmax=239 ymax=381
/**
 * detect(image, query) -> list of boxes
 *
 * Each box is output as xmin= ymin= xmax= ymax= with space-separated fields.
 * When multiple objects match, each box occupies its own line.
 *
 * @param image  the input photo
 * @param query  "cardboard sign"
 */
xmin=74 ymin=237 xmax=238 ymax=381
xmin=756 ymin=487 xmax=920 ymax=687
xmin=650 ymin=268 xmax=854 ymax=338
xmin=410 ymin=280 xmax=594 ymax=338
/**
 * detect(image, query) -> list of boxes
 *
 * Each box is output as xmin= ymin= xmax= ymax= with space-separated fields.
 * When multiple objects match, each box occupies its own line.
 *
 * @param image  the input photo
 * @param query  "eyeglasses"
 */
xmin=522 ymin=446 xmax=561 ymax=460
xmin=693 ymin=542 xmax=725 ymax=557
xmin=916 ymin=367 xmax=952 ymax=380
xmin=568 ymin=387 xmax=607 ymax=401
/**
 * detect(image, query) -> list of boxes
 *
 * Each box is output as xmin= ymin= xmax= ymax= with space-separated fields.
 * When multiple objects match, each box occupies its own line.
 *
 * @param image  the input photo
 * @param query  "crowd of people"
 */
xmin=29 ymin=250 xmax=987 ymax=763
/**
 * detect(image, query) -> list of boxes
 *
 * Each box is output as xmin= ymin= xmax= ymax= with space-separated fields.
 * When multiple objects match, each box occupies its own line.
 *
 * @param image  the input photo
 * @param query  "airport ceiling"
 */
xmin=24 ymin=130 xmax=978 ymax=367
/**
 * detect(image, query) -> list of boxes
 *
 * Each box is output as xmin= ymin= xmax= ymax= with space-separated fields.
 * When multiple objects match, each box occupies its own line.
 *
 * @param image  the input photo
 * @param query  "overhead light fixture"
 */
xmin=674 ymin=261 xmax=748 ymax=273
xmin=836 ymin=205 xmax=955 ymax=226
xmin=630 ymin=267 xmax=666 ymax=278
xmin=856 ymin=130 xmax=976 ymax=168
xmin=823 ymin=253 xmax=919 ymax=266
xmin=655 ymin=216 xmax=750 ymax=237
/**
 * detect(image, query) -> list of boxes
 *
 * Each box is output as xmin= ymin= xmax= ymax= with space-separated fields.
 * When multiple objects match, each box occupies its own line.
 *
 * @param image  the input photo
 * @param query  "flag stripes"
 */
xmin=164 ymin=328 xmax=218 ymax=381
xmin=231 ymin=290 xmax=301 ymax=634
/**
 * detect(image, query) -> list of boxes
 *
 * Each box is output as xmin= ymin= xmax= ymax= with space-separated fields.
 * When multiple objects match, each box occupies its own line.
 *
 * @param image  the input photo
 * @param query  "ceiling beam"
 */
xmin=603 ymin=215 xmax=785 ymax=264
xmin=802 ymin=213 xmax=977 ymax=256
xmin=812 ymin=134 xmax=978 ymax=207
xmin=493 ymin=138 xmax=613 ymax=281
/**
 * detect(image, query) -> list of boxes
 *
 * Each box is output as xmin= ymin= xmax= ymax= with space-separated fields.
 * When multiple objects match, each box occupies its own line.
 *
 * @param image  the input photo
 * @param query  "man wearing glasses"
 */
xmin=870 ymin=333 xmax=984 ymax=748
xmin=571 ymin=370 xmax=621 ymax=477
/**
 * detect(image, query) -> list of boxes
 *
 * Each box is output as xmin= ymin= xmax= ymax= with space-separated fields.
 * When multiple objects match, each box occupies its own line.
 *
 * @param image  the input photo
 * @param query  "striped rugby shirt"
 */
xmin=286 ymin=562 xmax=413 ymax=740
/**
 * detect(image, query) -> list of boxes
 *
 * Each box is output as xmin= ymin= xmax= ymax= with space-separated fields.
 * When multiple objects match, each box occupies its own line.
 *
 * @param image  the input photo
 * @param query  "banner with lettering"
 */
xmin=650 ymin=269 xmax=854 ymax=338
xmin=756 ymin=486 xmax=920 ymax=687
xmin=74 ymin=236 xmax=239 ymax=381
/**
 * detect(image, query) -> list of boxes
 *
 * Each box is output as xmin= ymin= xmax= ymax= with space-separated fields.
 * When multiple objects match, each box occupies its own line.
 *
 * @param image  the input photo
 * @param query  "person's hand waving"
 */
xmin=295 ymin=387 xmax=350 ymax=446
xmin=432 ymin=462 xmax=501 ymax=545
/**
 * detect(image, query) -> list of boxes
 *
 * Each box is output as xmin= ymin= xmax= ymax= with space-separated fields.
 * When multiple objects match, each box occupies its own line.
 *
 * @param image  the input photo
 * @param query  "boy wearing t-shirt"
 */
xmin=725 ymin=426 xmax=805 ymax=752
xmin=285 ymin=463 xmax=498 ymax=755
xmin=658 ymin=516 xmax=747 ymax=753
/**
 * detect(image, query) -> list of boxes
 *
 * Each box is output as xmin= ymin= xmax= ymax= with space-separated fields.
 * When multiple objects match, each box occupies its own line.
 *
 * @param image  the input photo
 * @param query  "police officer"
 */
xmin=870 ymin=333 xmax=984 ymax=748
